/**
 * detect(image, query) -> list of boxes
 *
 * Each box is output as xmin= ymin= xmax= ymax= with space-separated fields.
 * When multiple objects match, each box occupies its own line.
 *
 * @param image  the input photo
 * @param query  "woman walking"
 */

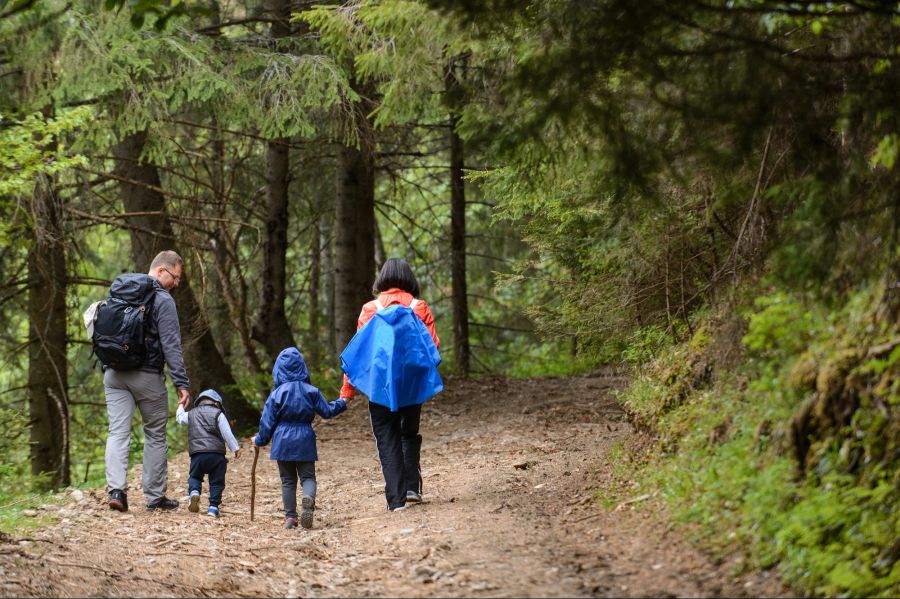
xmin=340 ymin=258 xmax=441 ymax=512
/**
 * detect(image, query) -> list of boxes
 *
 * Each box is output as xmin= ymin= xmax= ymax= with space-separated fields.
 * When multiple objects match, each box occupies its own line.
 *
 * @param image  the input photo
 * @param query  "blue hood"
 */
xmin=273 ymin=347 xmax=310 ymax=387
xmin=193 ymin=388 xmax=224 ymax=407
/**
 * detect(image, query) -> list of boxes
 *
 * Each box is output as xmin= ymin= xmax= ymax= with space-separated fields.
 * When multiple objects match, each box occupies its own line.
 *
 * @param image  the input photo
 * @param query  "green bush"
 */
xmin=622 ymin=285 xmax=899 ymax=597
xmin=742 ymin=292 xmax=820 ymax=358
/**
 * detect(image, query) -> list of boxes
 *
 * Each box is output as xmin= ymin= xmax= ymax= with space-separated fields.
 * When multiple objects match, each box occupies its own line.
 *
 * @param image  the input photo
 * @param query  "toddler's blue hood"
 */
xmin=273 ymin=347 xmax=310 ymax=387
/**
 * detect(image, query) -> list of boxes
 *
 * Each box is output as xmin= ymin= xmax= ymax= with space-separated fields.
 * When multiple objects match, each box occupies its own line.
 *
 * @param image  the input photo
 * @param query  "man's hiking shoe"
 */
xmin=147 ymin=497 xmax=179 ymax=511
xmin=188 ymin=491 xmax=200 ymax=513
xmin=406 ymin=491 xmax=422 ymax=503
xmin=108 ymin=489 xmax=128 ymax=512
xmin=207 ymin=506 xmax=219 ymax=518
xmin=300 ymin=496 xmax=315 ymax=529
xmin=283 ymin=517 xmax=298 ymax=529
xmin=391 ymin=504 xmax=408 ymax=512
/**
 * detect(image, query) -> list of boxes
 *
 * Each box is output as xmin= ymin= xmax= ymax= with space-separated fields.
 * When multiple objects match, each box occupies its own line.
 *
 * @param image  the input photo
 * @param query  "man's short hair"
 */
xmin=149 ymin=250 xmax=184 ymax=271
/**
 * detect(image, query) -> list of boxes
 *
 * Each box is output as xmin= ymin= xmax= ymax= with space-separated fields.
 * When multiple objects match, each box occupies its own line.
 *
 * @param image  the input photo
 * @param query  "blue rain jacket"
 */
xmin=254 ymin=347 xmax=346 ymax=461
xmin=341 ymin=304 xmax=443 ymax=412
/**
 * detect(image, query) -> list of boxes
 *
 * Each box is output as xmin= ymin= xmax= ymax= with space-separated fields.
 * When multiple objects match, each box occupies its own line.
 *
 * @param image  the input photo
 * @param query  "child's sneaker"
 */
xmin=207 ymin=506 xmax=219 ymax=518
xmin=283 ymin=517 xmax=298 ymax=529
xmin=188 ymin=491 xmax=200 ymax=513
xmin=300 ymin=496 xmax=315 ymax=529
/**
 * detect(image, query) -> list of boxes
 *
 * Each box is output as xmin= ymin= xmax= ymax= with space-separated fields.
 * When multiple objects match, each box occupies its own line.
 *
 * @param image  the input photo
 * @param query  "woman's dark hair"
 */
xmin=372 ymin=258 xmax=420 ymax=297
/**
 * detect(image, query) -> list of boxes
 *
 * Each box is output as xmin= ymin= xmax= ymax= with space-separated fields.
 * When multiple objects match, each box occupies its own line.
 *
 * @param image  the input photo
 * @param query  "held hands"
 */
xmin=341 ymin=395 xmax=354 ymax=405
xmin=177 ymin=388 xmax=190 ymax=409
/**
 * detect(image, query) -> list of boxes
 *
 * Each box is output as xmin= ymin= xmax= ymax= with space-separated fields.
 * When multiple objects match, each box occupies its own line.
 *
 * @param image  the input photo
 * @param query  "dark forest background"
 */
xmin=1 ymin=1 xmax=898 ymax=595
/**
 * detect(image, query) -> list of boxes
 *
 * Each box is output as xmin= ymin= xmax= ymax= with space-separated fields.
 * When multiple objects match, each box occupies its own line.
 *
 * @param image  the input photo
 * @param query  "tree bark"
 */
xmin=252 ymin=139 xmax=296 ymax=356
xmin=334 ymin=95 xmax=376 ymax=349
xmin=322 ymin=210 xmax=337 ymax=356
xmin=27 ymin=174 xmax=69 ymax=490
xmin=252 ymin=0 xmax=296 ymax=357
xmin=374 ymin=216 xmax=386 ymax=272
xmin=449 ymin=118 xmax=470 ymax=375
xmin=308 ymin=219 xmax=322 ymax=367
xmin=112 ymin=129 xmax=260 ymax=428
xmin=447 ymin=57 xmax=471 ymax=376
xmin=209 ymin=126 xmax=267 ymax=402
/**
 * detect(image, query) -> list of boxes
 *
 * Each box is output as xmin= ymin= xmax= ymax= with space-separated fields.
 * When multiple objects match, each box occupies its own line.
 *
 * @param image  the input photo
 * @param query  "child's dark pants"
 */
xmin=188 ymin=452 xmax=227 ymax=507
xmin=368 ymin=402 xmax=422 ymax=510
xmin=277 ymin=460 xmax=316 ymax=519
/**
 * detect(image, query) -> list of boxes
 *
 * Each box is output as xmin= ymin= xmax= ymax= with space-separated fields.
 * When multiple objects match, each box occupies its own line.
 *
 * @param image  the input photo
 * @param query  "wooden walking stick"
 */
xmin=250 ymin=445 xmax=260 ymax=521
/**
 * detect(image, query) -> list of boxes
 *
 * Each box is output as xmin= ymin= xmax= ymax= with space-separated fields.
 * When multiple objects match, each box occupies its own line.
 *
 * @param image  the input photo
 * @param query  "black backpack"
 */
xmin=91 ymin=274 xmax=157 ymax=370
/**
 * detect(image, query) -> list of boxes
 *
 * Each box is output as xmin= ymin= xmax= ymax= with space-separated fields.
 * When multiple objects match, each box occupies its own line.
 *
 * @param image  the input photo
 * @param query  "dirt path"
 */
xmin=0 ymin=375 xmax=786 ymax=597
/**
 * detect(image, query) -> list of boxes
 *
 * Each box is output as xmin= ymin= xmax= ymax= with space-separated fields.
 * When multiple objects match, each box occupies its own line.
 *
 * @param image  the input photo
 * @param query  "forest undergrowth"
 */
xmin=615 ymin=282 xmax=899 ymax=597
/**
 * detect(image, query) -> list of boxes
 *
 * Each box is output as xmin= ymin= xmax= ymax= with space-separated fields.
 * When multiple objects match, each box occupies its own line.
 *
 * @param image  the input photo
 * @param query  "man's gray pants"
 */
xmin=104 ymin=369 xmax=169 ymax=504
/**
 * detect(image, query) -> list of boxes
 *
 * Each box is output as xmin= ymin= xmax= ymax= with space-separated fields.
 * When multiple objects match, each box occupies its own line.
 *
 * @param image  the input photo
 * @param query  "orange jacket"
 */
xmin=340 ymin=288 xmax=440 ymax=398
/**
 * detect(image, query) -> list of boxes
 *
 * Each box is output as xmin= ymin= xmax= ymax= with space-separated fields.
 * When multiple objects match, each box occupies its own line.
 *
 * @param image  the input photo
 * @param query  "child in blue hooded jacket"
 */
xmin=251 ymin=347 xmax=351 ymax=529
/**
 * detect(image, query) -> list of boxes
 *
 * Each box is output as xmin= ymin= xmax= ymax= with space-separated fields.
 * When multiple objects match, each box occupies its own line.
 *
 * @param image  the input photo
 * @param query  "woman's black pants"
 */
xmin=368 ymin=402 xmax=422 ymax=510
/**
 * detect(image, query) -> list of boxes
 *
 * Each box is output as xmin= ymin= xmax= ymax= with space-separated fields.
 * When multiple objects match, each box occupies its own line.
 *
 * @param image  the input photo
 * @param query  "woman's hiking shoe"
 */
xmin=283 ymin=517 xmax=298 ymax=529
xmin=147 ymin=497 xmax=179 ymax=511
xmin=300 ymin=496 xmax=315 ymax=529
xmin=406 ymin=491 xmax=422 ymax=503
xmin=207 ymin=506 xmax=219 ymax=518
xmin=188 ymin=491 xmax=200 ymax=513
xmin=108 ymin=489 xmax=128 ymax=512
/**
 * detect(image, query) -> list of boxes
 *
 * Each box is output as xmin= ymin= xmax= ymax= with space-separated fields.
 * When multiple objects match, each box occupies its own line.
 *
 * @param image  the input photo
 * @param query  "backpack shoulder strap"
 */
xmin=409 ymin=298 xmax=419 ymax=309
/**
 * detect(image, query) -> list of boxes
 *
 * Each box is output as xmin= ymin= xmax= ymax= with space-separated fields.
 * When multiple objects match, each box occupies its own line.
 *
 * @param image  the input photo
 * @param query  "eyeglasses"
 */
xmin=163 ymin=267 xmax=182 ymax=283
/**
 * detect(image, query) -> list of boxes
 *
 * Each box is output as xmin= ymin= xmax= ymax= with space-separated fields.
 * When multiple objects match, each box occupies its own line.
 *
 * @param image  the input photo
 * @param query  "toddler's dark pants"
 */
xmin=188 ymin=452 xmax=227 ymax=507
xmin=277 ymin=460 xmax=316 ymax=519
xmin=368 ymin=402 xmax=422 ymax=510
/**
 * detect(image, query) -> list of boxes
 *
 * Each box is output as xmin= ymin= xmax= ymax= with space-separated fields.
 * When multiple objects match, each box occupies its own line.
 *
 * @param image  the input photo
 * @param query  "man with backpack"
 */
xmin=98 ymin=250 xmax=191 ymax=513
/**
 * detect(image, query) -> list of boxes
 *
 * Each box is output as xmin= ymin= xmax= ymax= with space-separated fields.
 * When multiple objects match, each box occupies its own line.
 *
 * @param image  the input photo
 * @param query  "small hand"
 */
xmin=177 ymin=388 xmax=190 ymax=408
xmin=234 ymin=448 xmax=242 ymax=460
xmin=250 ymin=435 xmax=257 ymax=446
xmin=341 ymin=395 xmax=353 ymax=405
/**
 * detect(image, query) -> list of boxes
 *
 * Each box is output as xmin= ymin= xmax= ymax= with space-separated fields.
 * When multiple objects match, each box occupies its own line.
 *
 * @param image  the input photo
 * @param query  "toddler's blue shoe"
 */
xmin=189 ymin=490 xmax=200 ymax=513
xmin=207 ymin=506 xmax=219 ymax=518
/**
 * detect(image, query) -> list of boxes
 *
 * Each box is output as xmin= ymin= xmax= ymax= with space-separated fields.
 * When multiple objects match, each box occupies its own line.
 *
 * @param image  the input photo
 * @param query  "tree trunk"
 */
xmin=447 ymin=58 xmax=471 ymax=375
xmin=308 ymin=219 xmax=322 ymax=367
xmin=112 ymin=130 xmax=260 ymax=428
xmin=27 ymin=174 xmax=69 ymax=490
xmin=252 ymin=0 xmax=296 ymax=357
xmin=322 ymin=211 xmax=337 ymax=356
xmin=252 ymin=139 xmax=296 ymax=356
xmin=374 ymin=216 xmax=386 ymax=272
xmin=210 ymin=127 xmax=267 ymax=402
xmin=334 ymin=101 xmax=376 ymax=348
